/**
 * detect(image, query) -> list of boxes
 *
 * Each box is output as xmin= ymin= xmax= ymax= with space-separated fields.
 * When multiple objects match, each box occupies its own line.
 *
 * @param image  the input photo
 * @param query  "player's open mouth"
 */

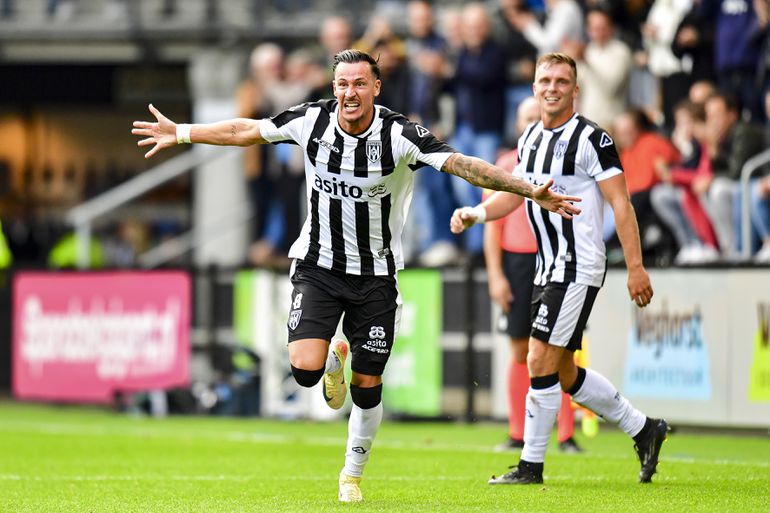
xmin=344 ymin=101 xmax=360 ymax=112
xmin=545 ymin=97 xmax=560 ymax=103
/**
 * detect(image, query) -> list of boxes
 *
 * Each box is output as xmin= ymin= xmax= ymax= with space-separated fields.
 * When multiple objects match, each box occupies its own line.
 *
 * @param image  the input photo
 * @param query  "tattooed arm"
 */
xmin=132 ymin=104 xmax=267 ymax=158
xmin=442 ymin=153 xmax=582 ymax=218
xmin=442 ymin=153 xmax=534 ymax=197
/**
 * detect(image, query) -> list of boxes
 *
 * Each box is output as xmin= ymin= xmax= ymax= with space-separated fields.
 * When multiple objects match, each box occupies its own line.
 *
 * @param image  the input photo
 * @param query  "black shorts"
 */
xmin=287 ymin=260 xmax=401 ymax=376
xmin=501 ymin=251 xmax=536 ymax=340
xmin=530 ymin=281 xmax=600 ymax=351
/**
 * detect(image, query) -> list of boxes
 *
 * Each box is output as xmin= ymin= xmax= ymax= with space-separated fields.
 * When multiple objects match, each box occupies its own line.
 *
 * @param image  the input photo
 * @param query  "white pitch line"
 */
xmin=1 ymin=421 xmax=769 ymax=469
xmin=1 ymin=473 xmax=768 ymax=483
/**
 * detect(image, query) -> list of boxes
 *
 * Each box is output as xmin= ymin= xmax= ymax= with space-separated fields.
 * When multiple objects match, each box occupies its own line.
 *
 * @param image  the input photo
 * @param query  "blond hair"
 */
xmin=535 ymin=53 xmax=577 ymax=82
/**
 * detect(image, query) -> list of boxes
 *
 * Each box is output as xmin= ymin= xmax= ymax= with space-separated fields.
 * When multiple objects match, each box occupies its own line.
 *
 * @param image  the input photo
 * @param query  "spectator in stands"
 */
xmin=354 ymin=17 xmax=408 ymax=112
xmin=449 ymin=2 xmax=507 ymax=258
xmin=490 ymin=0 xmax=539 ymax=144
xmin=308 ymin=16 xmax=353 ymax=100
xmin=672 ymin=0 xmax=716 ymax=87
xmin=755 ymin=0 xmax=770 ymax=114
xmin=641 ymin=0 xmax=693 ymax=129
xmin=562 ymin=6 xmax=633 ymax=130
xmin=609 ymin=109 xmax=680 ymax=260
xmin=701 ymin=0 xmax=763 ymax=120
xmin=748 ymin=88 xmax=770 ymax=263
xmin=689 ymin=79 xmax=716 ymax=106
xmin=700 ymin=91 xmax=766 ymax=259
xmin=370 ymin=34 xmax=410 ymax=114
xmin=440 ymin=5 xmax=464 ymax=60
xmin=237 ymin=43 xmax=310 ymax=268
xmin=751 ymin=175 xmax=770 ymax=263
xmin=354 ymin=15 xmax=405 ymax=59
xmin=507 ymin=0 xmax=584 ymax=56
xmin=650 ymin=100 xmax=720 ymax=264
xmin=404 ymin=0 xmax=459 ymax=267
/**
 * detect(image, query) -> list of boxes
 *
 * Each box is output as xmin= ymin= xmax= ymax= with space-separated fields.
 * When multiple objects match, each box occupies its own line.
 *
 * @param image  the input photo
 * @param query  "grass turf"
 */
xmin=0 ymin=401 xmax=768 ymax=512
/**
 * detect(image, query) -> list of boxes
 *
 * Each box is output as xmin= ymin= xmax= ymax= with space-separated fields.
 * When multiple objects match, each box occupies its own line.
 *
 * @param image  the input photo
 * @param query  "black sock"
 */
xmin=518 ymin=459 xmax=544 ymax=475
xmin=633 ymin=417 xmax=653 ymax=444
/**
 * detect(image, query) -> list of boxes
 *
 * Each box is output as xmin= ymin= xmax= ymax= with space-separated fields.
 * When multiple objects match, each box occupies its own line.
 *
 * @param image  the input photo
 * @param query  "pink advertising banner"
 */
xmin=12 ymin=271 xmax=191 ymax=403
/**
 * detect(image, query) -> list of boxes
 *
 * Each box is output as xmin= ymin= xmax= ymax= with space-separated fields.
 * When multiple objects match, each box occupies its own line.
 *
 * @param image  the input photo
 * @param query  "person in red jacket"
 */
xmin=650 ymin=100 xmax=720 ymax=264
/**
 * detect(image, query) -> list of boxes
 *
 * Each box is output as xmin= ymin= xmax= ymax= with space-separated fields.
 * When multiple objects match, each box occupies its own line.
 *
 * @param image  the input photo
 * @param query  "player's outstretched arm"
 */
xmin=131 ymin=104 xmax=267 ymax=159
xmin=442 ymin=153 xmax=581 ymax=219
xmin=599 ymin=174 xmax=653 ymax=308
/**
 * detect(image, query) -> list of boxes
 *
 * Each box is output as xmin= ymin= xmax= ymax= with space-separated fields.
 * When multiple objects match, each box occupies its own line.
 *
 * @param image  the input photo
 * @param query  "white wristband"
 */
xmin=176 ymin=124 xmax=191 ymax=144
xmin=471 ymin=205 xmax=487 ymax=223
xmin=462 ymin=205 xmax=487 ymax=225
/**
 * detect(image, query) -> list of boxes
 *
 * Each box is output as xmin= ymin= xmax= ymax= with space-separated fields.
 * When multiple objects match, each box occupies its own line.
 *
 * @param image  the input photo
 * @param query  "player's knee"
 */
xmin=350 ymin=384 xmax=382 ymax=409
xmin=290 ymin=365 xmax=324 ymax=388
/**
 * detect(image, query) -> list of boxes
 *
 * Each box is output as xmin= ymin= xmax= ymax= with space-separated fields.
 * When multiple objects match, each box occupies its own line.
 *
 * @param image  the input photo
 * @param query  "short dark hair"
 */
xmin=674 ymin=99 xmax=705 ymax=122
xmin=708 ymin=90 xmax=740 ymax=114
xmin=332 ymin=49 xmax=381 ymax=80
xmin=627 ymin=108 xmax=655 ymax=132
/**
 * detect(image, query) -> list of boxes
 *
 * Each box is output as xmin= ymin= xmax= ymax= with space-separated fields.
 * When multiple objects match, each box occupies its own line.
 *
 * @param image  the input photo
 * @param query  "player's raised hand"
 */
xmin=532 ymin=178 xmax=582 ymax=219
xmin=131 ymin=104 xmax=178 ymax=159
xmin=450 ymin=206 xmax=482 ymax=234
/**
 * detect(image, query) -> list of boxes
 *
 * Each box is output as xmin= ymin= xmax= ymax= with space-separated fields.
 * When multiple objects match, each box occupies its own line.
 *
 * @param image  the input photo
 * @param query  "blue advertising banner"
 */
xmin=623 ymin=302 xmax=712 ymax=400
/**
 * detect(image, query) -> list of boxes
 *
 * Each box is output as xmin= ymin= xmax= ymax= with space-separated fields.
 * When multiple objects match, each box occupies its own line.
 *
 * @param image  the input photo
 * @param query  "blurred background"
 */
xmin=0 ymin=0 xmax=769 ymax=430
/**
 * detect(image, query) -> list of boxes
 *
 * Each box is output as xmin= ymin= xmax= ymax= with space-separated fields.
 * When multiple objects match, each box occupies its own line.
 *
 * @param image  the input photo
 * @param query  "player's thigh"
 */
xmin=287 ymin=262 xmax=344 ymax=345
xmin=503 ymin=251 xmax=536 ymax=340
xmin=341 ymin=274 xmax=401 ymax=377
xmin=530 ymin=281 xmax=600 ymax=352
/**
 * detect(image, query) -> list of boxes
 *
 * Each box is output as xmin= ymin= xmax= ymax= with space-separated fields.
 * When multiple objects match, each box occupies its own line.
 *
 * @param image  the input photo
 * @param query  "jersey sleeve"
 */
xmin=583 ymin=127 xmax=623 ymax=181
xmin=396 ymin=120 xmax=457 ymax=171
xmin=258 ymin=102 xmax=311 ymax=145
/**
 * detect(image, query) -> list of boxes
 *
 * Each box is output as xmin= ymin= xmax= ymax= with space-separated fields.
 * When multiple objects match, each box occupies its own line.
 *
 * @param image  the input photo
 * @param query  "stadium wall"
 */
xmin=490 ymin=268 xmax=770 ymax=428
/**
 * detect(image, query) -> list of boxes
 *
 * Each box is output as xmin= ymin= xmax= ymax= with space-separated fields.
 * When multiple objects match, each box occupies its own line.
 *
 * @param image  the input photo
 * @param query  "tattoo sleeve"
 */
xmin=442 ymin=153 xmax=533 ymax=198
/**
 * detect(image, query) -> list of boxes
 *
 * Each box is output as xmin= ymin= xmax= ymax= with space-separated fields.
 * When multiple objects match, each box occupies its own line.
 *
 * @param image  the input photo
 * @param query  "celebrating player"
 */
xmin=132 ymin=49 xmax=581 ymax=502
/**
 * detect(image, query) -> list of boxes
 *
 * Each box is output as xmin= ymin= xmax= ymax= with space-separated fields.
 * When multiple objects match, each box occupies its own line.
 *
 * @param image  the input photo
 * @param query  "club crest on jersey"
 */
xmin=288 ymin=309 xmax=302 ymax=330
xmin=599 ymin=132 xmax=614 ymax=148
xmin=415 ymin=125 xmax=430 ymax=138
xmin=366 ymin=140 xmax=382 ymax=163
xmin=554 ymin=140 xmax=568 ymax=159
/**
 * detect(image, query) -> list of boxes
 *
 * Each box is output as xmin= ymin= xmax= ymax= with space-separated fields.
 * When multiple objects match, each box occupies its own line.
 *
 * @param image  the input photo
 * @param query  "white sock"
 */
xmin=325 ymin=346 xmax=341 ymax=374
xmin=520 ymin=382 xmax=562 ymax=464
xmin=571 ymin=369 xmax=646 ymax=437
xmin=342 ymin=403 xmax=383 ymax=477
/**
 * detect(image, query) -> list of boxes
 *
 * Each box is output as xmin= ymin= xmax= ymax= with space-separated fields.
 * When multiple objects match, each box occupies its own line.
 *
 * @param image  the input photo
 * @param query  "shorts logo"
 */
xmin=554 ymin=140 xmax=568 ymax=159
xmin=415 ymin=125 xmax=430 ymax=138
xmin=533 ymin=303 xmax=550 ymax=333
xmin=288 ymin=309 xmax=303 ymax=330
xmin=366 ymin=140 xmax=382 ymax=163
xmin=599 ymin=133 xmax=614 ymax=148
xmin=364 ymin=326 xmax=389 ymax=353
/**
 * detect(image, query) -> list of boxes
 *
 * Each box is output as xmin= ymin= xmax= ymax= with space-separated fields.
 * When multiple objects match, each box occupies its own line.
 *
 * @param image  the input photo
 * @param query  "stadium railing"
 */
xmin=66 ymin=147 xmax=241 ymax=268
xmin=740 ymin=148 xmax=770 ymax=260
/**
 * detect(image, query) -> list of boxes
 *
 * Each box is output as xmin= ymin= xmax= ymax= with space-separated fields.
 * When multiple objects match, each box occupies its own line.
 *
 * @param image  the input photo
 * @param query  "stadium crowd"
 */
xmin=2 ymin=0 xmax=770 ymax=268
xmin=235 ymin=0 xmax=770 ymax=269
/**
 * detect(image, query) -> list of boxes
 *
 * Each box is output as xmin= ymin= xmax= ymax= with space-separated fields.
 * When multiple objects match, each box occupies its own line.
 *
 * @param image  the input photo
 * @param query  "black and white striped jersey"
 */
xmin=259 ymin=99 xmax=456 ymax=276
xmin=513 ymin=113 xmax=623 ymax=287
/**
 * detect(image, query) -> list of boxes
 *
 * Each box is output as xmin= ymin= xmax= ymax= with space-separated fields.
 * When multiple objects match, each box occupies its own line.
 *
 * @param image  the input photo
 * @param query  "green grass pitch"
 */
xmin=0 ymin=401 xmax=768 ymax=512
